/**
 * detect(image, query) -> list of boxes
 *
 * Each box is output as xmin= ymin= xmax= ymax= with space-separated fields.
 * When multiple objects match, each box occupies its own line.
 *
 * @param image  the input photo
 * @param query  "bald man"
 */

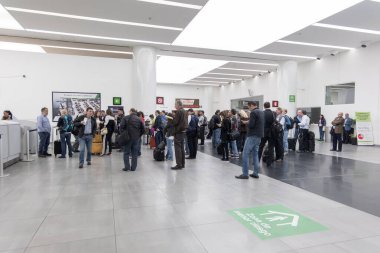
xmin=331 ymin=112 xmax=345 ymax=152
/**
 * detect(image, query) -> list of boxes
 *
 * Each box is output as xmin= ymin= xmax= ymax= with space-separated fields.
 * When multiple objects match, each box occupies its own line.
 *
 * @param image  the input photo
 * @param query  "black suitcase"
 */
xmin=308 ymin=131 xmax=315 ymax=152
xmin=288 ymin=138 xmax=297 ymax=151
xmin=153 ymin=148 xmax=165 ymax=161
xmin=217 ymin=144 xmax=223 ymax=155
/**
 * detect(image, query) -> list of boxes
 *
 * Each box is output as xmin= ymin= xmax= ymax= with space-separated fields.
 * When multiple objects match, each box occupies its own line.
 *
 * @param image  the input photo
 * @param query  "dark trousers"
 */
xmin=104 ymin=131 xmax=113 ymax=154
xmin=123 ymin=138 xmax=139 ymax=171
xmin=199 ymin=126 xmax=205 ymax=145
xmin=343 ymin=130 xmax=351 ymax=144
xmin=299 ymin=129 xmax=309 ymax=151
xmin=73 ymin=135 xmax=80 ymax=151
xmin=258 ymin=136 xmax=275 ymax=165
xmin=206 ymin=128 xmax=213 ymax=139
xmin=174 ymin=132 xmax=186 ymax=167
xmin=38 ymin=132 xmax=50 ymax=155
xmin=187 ymin=132 xmax=198 ymax=158
xmin=155 ymin=131 xmax=164 ymax=146
xmin=222 ymin=141 xmax=229 ymax=159
xmin=274 ymin=132 xmax=284 ymax=160
xmin=60 ymin=132 xmax=73 ymax=157
xmin=333 ymin=133 xmax=343 ymax=151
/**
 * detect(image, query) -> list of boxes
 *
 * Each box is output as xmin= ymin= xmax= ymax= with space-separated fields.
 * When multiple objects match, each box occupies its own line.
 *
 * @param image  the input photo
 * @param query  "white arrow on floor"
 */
xmin=260 ymin=211 xmax=300 ymax=227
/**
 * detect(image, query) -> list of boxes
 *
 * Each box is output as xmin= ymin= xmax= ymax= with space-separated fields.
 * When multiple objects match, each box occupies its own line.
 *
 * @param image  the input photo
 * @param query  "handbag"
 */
xmin=116 ymin=118 xmax=130 ymax=146
xmin=329 ymin=126 xmax=335 ymax=135
xmin=229 ymin=130 xmax=240 ymax=141
xmin=101 ymin=127 xmax=108 ymax=135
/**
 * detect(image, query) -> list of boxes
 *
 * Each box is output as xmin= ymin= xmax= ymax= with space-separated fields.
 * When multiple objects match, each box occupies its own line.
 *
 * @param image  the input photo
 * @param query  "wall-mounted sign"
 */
xmin=113 ymin=97 xmax=122 ymax=105
xmin=156 ymin=96 xmax=164 ymax=105
xmin=272 ymin=100 xmax=279 ymax=107
xmin=175 ymin=98 xmax=200 ymax=108
xmin=355 ymin=112 xmax=374 ymax=146
xmin=108 ymin=106 xmax=124 ymax=115
xmin=289 ymin=95 xmax=296 ymax=103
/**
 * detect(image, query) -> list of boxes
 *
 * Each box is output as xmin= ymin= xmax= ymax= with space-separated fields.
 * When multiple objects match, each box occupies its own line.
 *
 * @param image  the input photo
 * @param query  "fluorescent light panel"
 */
xmin=277 ymin=40 xmax=354 ymax=50
xmin=196 ymin=76 xmax=240 ymax=81
xmin=26 ymin=29 xmax=170 ymax=45
xmin=0 ymin=41 xmax=45 ymax=53
xmin=208 ymin=72 xmax=252 ymax=77
xmin=189 ymin=80 xmax=228 ymax=83
xmin=157 ymin=56 xmax=227 ymax=83
xmin=137 ymin=0 xmax=202 ymax=9
xmin=251 ymin=51 xmax=315 ymax=60
xmin=41 ymin=45 xmax=133 ymax=55
xmin=218 ymin=67 xmax=268 ymax=73
xmin=185 ymin=83 xmax=220 ymax=86
xmin=5 ymin=7 xmax=183 ymax=31
xmin=173 ymin=0 xmax=362 ymax=52
xmin=313 ymin=23 xmax=380 ymax=35
xmin=0 ymin=4 xmax=23 ymax=30
xmin=228 ymin=60 xmax=278 ymax=66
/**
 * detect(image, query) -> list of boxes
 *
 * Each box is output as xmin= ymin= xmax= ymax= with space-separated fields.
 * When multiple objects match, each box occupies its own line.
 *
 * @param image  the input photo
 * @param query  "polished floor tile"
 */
xmin=335 ymin=236 xmax=380 ymax=253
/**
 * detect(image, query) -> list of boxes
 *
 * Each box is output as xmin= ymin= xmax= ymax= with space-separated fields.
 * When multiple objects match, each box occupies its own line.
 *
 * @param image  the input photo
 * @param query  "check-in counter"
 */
xmin=0 ymin=121 xmax=21 ymax=168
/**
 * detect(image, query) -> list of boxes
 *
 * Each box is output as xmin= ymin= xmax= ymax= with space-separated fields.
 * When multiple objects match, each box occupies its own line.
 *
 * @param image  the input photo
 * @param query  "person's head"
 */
xmin=95 ymin=111 xmax=101 ymax=118
xmin=215 ymin=110 xmax=220 ymax=115
xmin=41 ymin=107 xmax=48 ymax=116
xmin=139 ymin=111 xmax=144 ymax=118
xmin=175 ymin=100 xmax=183 ymax=110
xmin=247 ymin=101 xmax=258 ymax=110
xmin=86 ymin=107 xmax=94 ymax=117
xmin=106 ymin=109 xmax=113 ymax=116
xmin=149 ymin=114 xmax=154 ymax=120
xmin=130 ymin=108 xmax=137 ymax=115
xmin=117 ymin=109 xmax=124 ymax=116
xmin=231 ymin=109 xmax=237 ymax=115
xmin=297 ymin=109 xmax=304 ymax=117
xmin=283 ymin=109 xmax=288 ymax=115
xmin=187 ymin=109 xmax=194 ymax=115
xmin=220 ymin=110 xmax=229 ymax=118
xmin=199 ymin=110 xmax=204 ymax=116
xmin=167 ymin=113 xmax=174 ymax=120
xmin=60 ymin=109 xmax=68 ymax=116
xmin=3 ymin=110 xmax=12 ymax=120
xmin=227 ymin=110 xmax=232 ymax=117
xmin=264 ymin=102 xmax=270 ymax=109
xmin=160 ymin=110 xmax=166 ymax=116
xmin=276 ymin=107 xmax=283 ymax=115
xmin=345 ymin=113 xmax=349 ymax=118
xmin=155 ymin=110 xmax=160 ymax=116
xmin=320 ymin=114 xmax=325 ymax=119
xmin=339 ymin=112 xmax=344 ymax=117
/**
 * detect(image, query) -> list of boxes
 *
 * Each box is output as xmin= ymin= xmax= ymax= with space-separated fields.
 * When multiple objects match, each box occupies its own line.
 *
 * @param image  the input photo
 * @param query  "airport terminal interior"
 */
xmin=1 ymin=0 xmax=380 ymax=252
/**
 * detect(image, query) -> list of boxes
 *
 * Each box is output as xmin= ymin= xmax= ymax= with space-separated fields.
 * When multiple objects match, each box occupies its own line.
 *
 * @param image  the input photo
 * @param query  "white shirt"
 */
xmin=298 ymin=115 xmax=310 ymax=129
xmin=277 ymin=115 xmax=285 ymax=129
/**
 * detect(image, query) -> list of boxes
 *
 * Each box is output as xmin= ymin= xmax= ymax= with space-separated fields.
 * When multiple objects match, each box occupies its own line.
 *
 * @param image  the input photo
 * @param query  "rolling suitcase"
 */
xmin=153 ymin=142 xmax=165 ymax=161
xmin=150 ymin=136 xmax=156 ymax=149
xmin=92 ymin=142 xmax=103 ymax=155
xmin=54 ymin=129 xmax=62 ymax=157
xmin=288 ymin=138 xmax=297 ymax=151
xmin=308 ymin=131 xmax=315 ymax=152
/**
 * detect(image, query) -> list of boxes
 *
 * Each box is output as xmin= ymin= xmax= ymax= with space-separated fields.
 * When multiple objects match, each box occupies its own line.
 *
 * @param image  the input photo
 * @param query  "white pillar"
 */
xmin=132 ymin=46 xmax=157 ymax=116
xmin=277 ymin=61 xmax=298 ymax=116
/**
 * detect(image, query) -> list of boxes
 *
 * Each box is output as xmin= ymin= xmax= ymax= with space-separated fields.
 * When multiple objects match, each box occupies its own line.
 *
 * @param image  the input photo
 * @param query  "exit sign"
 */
xmin=289 ymin=95 xmax=296 ymax=102
xmin=272 ymin=100 xmax=279 ymax=107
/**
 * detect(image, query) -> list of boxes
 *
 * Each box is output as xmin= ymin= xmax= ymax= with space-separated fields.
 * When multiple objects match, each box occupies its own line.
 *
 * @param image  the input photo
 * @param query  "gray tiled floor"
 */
xmin=1 ymin=142 xmax=380 ymax=252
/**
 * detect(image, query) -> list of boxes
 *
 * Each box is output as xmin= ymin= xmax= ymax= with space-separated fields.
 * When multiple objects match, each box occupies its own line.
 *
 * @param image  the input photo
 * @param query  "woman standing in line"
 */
xmin=319 ymin=115 xmax=326 ymax=141
xmin=220 ymin=110 xmax=232 ymax=161
xmin=101 ymin=109 xmax=115 ymax=156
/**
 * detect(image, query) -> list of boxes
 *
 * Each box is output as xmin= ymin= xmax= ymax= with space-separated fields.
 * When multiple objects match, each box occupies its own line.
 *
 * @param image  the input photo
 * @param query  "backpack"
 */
xmin=202 ymin=116 xmax=208 ymax=127
xmin=284 ymin=115 xmax=294 ymax=130
xmin=63 ymin=115 xmax=73 ymax=132
xmin=271 ymin=112 xmax=283 ymax=136
xmin=160 ymin=116 xmax=168 ymax=129
xmin=208 ymin=115 xmax=215 ymax=129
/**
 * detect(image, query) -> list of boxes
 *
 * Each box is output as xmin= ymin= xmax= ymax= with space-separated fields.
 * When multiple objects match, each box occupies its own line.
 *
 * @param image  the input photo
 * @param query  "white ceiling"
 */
xmin=0 ymin=0 xmax=380 ymax=86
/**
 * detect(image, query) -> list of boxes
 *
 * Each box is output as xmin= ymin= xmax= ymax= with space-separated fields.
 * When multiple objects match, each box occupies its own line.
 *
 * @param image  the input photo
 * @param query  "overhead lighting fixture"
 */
xmin=0 ymin=4 xmax=23 ymax=30
xmin=0 ymin=41 xmax=45 ymax=53
xmin=208 ymin=72 xmax=252 ymax=77
xmin=277 ymin=40 xmax=354 ymax=50
xmin=185 ymin=83 xmax=220 ymax=87
xmin=41 ymin=45 xmax=133 ymax=55
xmin=157 ymin=56 xmax=227 ymax=83
xmin=137 ymin=0 xmax=202 ymax=9
xmin=312 ymin=23 xmax=380 ymax=35
xmin=218 ymin=67 xmax=268 ymax=73
xmin=195 ymin=77 xmax=240 ymax=81
xmin=228 ymin=60 xmax=278 ymax=66
xmin=188 ymin=80 xmax=228 ymax=84
xmin=173 ymin=0 xmax=362 ymax=52
xmin=26 ymin=29 xmax=170 ymax=45
xmin=251 ymin=51 xmax=315 ymax=60
xmin=5 ymin=7 xmax=183 ymax=31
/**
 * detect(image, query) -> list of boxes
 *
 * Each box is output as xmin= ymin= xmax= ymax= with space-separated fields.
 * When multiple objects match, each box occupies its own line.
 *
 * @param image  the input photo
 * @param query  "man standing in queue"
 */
xmin=171 ymin=101 xmax=188 ymax=170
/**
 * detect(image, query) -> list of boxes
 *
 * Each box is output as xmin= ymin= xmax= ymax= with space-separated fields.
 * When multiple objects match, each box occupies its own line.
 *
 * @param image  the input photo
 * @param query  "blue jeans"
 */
xmin=212 ymin=128 xmax=221 ymax=148
xmin=79 ymin=134 xmax=93 ymax=165
xmin=166 ymin=137 xmax=174 ymax=161
xmin=60 ymin=132 xmax=73 ymax=157
xmin=242 ymin=136 xmax=261 ymax=176
xmin=38 ymin=132 xmax=50 ymax=154
xmin=155 ymin=131 xmax=164 ymax=147
xmin=123 ymin=138 xmax=139 ymax=171
xmin=283 ymin=128 xmax=289 ymax=152
xmin=230 ymin=140 xmax=239 ymax=156
xmin=319 ymin=127 xmax=325 ymax=141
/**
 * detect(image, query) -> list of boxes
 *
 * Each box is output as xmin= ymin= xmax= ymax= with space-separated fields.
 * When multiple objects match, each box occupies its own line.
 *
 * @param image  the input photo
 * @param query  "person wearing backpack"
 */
xmin=274 ymin=108 xmax=285 ymax=161
xmin=186 ymin=109 xmax=199 ymax=159
xmin=57 ymin=109 xmax=73 ymax=158
xmin=282 ymin=109 xmax=293 ymax=154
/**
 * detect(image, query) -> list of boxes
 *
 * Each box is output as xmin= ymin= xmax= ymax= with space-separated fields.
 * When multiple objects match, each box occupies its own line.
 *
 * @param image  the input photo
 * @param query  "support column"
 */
xmin=132 ymin=46 xmax=157 ymax=116
xmin=277 ymin=61 xmax=298 ymax=116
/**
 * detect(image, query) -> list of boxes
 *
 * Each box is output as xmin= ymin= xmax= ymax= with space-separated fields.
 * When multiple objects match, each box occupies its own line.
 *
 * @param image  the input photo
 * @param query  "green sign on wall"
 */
xmin=229 ymin=204 xmax=327 ymax=240
xmin=289 ymin=95 xmax=296 ymax=102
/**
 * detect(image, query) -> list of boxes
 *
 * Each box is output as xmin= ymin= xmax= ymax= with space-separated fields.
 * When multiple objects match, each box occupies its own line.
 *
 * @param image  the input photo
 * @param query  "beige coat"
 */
xmin=332 ymin=116 xmax=345 ymax=134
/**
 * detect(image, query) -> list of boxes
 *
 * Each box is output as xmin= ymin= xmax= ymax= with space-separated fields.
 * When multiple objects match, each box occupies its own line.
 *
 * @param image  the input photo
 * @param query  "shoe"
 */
xmin=58 ymin=155 xmax=66 ymax=158
xmin=284 ymin=152 xmax=288 ymax=155
xmin=122 ymin=168 xmax=131 ymax=172
xmin=171 ymin=165 xmax=183 ymax=170
xmin=100 ymin=154 xmax=105 ymax=157
xmin=249 ymin=174 xmax=259 ymax=179
xmin=79 ymin=164 xmax=83 ymax=169
xmin=87 ymin=161 xmax=91 ymax=165
xmin=186 ymin=157 xmax=195 ymax=159
xmin=107 ymin=153 xmax=112 ymax=155
xmin=337 ymin=150 xmax=342 ymax=152
xmin=235 ymin=174 xmax=249 ymax=179
xmin=222 ymin=158 xmax=229 ymax=161
xmin=275 ymin=159 xmax=283 ymax=162
xmin=73 ymin=150 xmax=80 ymax=153
xmin=44 ymin=153 xmax=52 ymax=156
xmin=69 ymin=155 xmax=73 ymax=158
xmin=330 ymin=149 xmax=336 ymax=151
xmin=38 ymin=154 xmax=46 ymax=158
xmin=297 ymin=150 xmax=305 ymax=153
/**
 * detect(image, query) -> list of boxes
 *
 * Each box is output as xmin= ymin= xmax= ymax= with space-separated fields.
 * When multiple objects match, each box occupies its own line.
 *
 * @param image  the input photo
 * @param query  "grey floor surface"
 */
xmin=1 ymin=142 xmax=380 ymax=253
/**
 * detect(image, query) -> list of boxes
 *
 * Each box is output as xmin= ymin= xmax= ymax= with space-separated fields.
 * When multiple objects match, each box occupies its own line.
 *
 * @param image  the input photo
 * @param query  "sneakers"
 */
xmin=79 ymin=164 xmax=83 ymax=169
xmin=44 ymin=153 xmax=52 ymax=157
xmin=58 ymin=155 xmax=66 ymax=158
xmin=38 ymin=154 xmax=46 ymax=158
xmin=235 ymin=174 xmax=249 ymax=179
xmin=87 ymin=161 xmax=91 ymax=165
xmin=249 ymin=173 xmax=259 ymax=179
xmin=122 ymin=168 xmax=131 ymax=172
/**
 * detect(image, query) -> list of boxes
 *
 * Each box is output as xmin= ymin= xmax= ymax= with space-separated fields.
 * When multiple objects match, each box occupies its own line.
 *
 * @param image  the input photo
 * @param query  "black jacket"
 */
xmin=247 ymin=108 xmax=264 ymax=138
xmin=73 ymin=115 xmax=97 ymax=138
xmin=173 ymin=108 xmax=188 ymax=134
xmin=213 ymin=114 xmax=221 ymax=129
xmin=263 ymin=109 xmax=275 ymax=137
xmin=164 ymin=118 xmax=175 ymax=137
xmin=221 ymin=118 xmax=231 ymax=142
xmin=120 ymin=113 xmax=145 ymax=140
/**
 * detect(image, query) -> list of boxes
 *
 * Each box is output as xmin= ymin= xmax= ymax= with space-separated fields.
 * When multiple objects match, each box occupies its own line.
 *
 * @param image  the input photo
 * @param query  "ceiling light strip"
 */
xmin=41 ymin=45 xmax=133 ymax=54
xmin=312 ymin=23 xmax=380 ymax=35
xmin=218 ymin=67 xmax=268 ymax=73
xmin=189 ymin=80 xmax=228 ymax=83
xmin=251 ymin=51 xmax=315 ymax=59
xmin=207 ymin=72 xmax=252 ymax=77
xmin=228 ymin=60 xmax=278 ymax=66
xmin=137 ymin=0 xmax=202 ymax=9
xmin=195 ymin=77 xmax=240 ymax=81
xmin=277 ymin=40 xmax=354 ymax=50
xmin=6 ymin=7 xmax=183 ymax=31
xmin=26 ymin=29 xmax=170 ymax=45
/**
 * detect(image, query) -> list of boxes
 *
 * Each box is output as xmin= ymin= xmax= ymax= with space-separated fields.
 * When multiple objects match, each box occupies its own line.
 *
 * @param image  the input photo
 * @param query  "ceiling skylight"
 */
xmin=157 ymin=56 xmax=227 ymax=83
xmin=0 ymin=41 xmax=45 ymax=53
xmin=173 ymin=0 xmax=363 ymax=52
xmin=0 ymin=4 xmax=23 ymax=30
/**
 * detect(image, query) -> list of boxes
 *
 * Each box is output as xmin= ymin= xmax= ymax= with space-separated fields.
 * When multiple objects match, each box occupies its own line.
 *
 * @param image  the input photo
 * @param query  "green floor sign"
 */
xmin=229 ymin=204 xmax=327 ymax=240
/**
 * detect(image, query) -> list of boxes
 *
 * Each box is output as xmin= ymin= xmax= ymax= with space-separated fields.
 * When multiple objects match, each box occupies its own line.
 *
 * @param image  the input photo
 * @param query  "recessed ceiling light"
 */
xmin=0 ymin=41 xmax=45 ymax=53
xmin=0 ymin=4 xmax=23 ymax=30
xmin=218 ymin=67 xmax=268 ymax=73
xmin=5 ymin=7 xmax=183 ymax=31
xmin=137 ymin=0 xmax=202 ymax=9
xmin=277 ymin=40 xmax=354 ymax=50
xmin=195 ymin=77 xmax=240 ymax=81
xmin=185 ymin=83 xmax=220 ymax=86
xmin=189 ymin=80 xmax=228 ymax=84
xmin=41 ymin=45 xmax=133 ymax=55
xmin=228 ymin=60 xmax=278 ymax=66
xmin=26 ymin=29 xmax=171 ymax=45
xmin=312 ymin=23 xmax=380 ymax=35
xmin=251 ymin=51 xmax=315 ymax=60
xmin=208 ymin=72 xmax=252 ymax=77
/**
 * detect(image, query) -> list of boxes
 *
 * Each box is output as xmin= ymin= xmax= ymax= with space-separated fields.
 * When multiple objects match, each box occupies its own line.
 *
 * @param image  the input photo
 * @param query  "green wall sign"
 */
xmin=229 ymin=204 xmax=327 ymax=240
xmin=289 ymin=95 xmax=296 ymax=102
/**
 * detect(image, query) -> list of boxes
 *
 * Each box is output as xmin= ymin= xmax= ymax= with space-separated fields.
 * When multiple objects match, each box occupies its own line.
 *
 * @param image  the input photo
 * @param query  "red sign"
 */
xmin=272 ymin=100 xmax=279 ymax=107
xmin=156 ymin=97 xmax=164 ymax=105
xmin=175 ymin=98 xmax=200 ymax=108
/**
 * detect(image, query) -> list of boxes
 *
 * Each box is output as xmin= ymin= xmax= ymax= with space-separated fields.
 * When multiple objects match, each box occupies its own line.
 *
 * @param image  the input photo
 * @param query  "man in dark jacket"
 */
xmin=120 ymin=108 xmax=145 ymax=172
xmin=236 ymin=101 xmax=264 ymax=179
xmin=211 ymin=110 xmax=221 ymax=148
xmin=258 ymin=102 xmax=275 ymax=166
xmin=186 ymin=109 xmax=199 ymax=159
xmin=172 ymin=101 xmax=188 ymax=170
xmin=74 ymin=107 xmax=97 ymax=169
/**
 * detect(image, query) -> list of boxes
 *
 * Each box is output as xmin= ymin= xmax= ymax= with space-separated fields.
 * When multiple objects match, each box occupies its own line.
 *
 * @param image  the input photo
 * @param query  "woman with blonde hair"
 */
xmin=239 ymin=109 xmax=249 ymax=151
xmin=56 ymin=108 xmax=73 ymax=158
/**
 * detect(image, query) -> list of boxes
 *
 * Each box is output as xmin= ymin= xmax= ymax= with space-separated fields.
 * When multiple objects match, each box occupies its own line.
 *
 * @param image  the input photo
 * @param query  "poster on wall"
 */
xmin=175 ymin=98 xmax=201 ymax=108
xmin=108 ymin=106 xmax=124 ymax=115
xmin=52 ymin=92 xmax=101 ymax=121
xmin=355 ymin=112 xmax=374 ymax=145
